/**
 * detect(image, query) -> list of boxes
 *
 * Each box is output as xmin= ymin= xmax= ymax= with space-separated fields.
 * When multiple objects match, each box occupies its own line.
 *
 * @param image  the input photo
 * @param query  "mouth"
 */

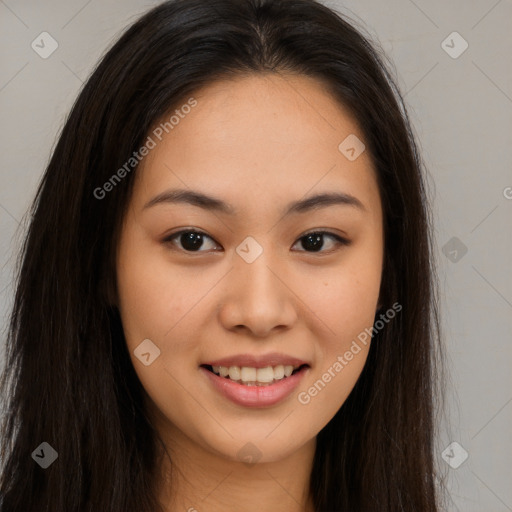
xmin=199 ymin=362 xmax=310 ymax=407
xmin=200 ymin=363 xmax=309 ymax=387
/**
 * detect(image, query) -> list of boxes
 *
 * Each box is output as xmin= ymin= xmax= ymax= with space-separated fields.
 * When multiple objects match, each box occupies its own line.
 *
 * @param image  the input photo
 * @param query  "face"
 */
xmin=116 ymin=73 xmax=383 ymax=465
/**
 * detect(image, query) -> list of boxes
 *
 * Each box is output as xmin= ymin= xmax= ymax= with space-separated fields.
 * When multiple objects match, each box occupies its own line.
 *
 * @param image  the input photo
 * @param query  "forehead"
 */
xmin=134 ymin=73 xmax=378 ymax=214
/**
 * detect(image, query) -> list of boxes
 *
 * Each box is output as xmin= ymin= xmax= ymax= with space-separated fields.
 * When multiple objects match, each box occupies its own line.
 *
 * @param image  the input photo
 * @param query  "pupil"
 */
xmin=303 ymin=233 xmax=323 ymax=252
xmin=181 ymin=232 xmax=203 ymax=251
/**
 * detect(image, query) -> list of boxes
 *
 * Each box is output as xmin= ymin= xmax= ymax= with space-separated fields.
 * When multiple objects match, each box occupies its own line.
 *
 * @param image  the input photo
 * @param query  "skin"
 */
xmin=115 ymin=73 xmax=384 ymax=512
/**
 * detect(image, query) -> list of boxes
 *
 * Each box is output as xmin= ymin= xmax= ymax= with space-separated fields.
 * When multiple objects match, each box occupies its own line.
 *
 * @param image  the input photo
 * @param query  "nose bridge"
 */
xmin=219 ymin=234 xmax=296 ymax=335
xmin=233 ymin=234 xmax=285 ymax=299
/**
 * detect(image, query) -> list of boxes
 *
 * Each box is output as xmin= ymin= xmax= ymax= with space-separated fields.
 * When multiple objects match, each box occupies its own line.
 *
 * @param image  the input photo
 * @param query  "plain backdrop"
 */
xmin=0 ymin=1 xmax=511 ymax=511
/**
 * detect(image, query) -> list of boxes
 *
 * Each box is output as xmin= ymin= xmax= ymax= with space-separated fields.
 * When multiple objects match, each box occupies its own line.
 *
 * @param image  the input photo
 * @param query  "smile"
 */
xmin=200 ymin=364 xmax=310 ymax=407
xmin=202 ymin=364 xmax=308 ymax=386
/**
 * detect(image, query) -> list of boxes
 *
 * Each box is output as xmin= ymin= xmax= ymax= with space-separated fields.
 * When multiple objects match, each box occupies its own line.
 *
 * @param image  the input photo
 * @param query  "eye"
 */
xmin=162 ymin=229 xmax=350 ymax=254
xmin=291 ymin=230 xmax=350 ymax=254
xmin=163 ymin=229 xmax=219 ymax=253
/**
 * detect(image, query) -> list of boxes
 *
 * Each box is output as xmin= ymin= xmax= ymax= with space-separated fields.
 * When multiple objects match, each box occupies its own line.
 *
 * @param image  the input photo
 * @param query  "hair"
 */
xmin=0 ymin=0 xmax=447 ymax=510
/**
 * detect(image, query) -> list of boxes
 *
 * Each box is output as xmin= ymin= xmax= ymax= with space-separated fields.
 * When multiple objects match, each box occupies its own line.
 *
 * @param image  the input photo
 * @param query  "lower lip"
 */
xmin=200 ymin=366 xmax=309 ymax=407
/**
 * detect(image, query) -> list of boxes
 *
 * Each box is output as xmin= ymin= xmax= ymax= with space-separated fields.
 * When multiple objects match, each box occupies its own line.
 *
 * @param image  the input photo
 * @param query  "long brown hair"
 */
xmin=0 ymin=0 xmax=446 ymax=510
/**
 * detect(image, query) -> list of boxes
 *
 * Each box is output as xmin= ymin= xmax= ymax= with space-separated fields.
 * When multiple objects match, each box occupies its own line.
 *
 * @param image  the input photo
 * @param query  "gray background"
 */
xmin=0 ymin=0 xmax=511 ymax=510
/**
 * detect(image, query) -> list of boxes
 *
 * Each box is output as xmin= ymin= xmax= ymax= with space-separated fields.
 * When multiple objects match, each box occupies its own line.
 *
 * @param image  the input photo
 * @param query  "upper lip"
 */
xmin=201 ymin=352 xmax=310 ymax=369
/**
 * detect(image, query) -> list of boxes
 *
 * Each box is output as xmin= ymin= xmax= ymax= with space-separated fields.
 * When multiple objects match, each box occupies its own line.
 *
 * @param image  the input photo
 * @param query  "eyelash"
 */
xmin=162 ymin=229 xmax=350 ymax=255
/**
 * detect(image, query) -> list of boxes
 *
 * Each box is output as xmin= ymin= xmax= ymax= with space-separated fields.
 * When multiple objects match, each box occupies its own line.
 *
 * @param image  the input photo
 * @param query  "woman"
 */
xmin=0 ymin=0 xmax=446 ymax=510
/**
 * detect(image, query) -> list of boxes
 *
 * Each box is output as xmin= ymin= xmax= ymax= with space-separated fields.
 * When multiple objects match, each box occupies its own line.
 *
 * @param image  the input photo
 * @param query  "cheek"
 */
xmin=306 ymin=251 xmax=382 ymax=344
xmin=116 ymin=240 xmax=191 ymax=344
xmin=116 ymin=246 xmax=199 ymax=422
xmin=295 ymin=345 xmax=369 ymax=433
xmin=294 ymin=270 xmax=378 ymax=426
xmin=293 ymin=247 xmax=381 ymax=416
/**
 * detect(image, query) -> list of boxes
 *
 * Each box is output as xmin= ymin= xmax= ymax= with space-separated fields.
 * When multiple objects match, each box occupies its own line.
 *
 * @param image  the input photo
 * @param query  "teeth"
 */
xmin=228 ymin=366 xmax=241 ymax=381
xmin=255 ymin=366 xmax=274 ymax=383
xmin=241 ymin=367 xmax=257 ymax=382
xmin=209 ymin=364 xmax=301 ymax=385
xmin=274 ymin=365 xmax=285 ymax=379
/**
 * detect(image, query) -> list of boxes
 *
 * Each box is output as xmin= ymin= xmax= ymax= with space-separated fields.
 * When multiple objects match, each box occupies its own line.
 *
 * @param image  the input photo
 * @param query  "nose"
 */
xmin=217 ymin=248 xmax=298 ymax=338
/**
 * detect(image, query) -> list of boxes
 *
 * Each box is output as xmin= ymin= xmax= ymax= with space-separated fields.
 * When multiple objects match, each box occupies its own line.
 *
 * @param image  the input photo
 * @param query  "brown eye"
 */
xmin=162 ymin=229 xmax=350 ymax=255
xmin=163 ymin=230 xmax=220 ymax=252
xmin=292 ymin=231 xmax=350 ymax=253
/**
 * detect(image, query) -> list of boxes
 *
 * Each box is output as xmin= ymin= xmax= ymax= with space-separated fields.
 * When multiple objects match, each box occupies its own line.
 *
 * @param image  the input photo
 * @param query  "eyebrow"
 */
xmin=143 ymin=188 xmax=366 ymax=215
